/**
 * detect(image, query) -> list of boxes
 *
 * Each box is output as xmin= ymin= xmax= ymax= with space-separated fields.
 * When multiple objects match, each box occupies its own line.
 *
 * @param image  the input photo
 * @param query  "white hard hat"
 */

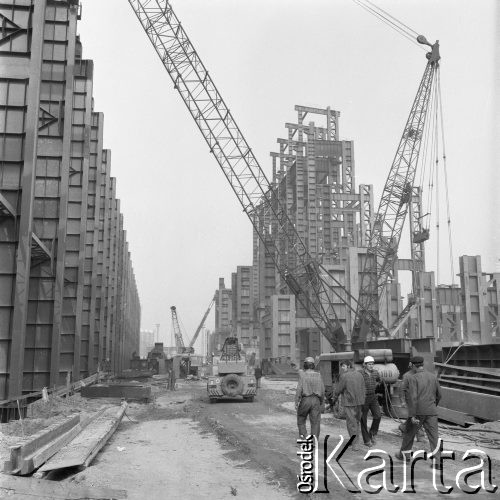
xmin=304 ymin=357 xmax=315 ymax=364
xmin=364 ymin=355 xmax=375 ymax=364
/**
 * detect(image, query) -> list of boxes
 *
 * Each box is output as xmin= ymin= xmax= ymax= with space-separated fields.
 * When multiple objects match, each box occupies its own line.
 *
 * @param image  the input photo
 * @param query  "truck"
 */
xmin=207 ymin=337 xmax=256 ymax=403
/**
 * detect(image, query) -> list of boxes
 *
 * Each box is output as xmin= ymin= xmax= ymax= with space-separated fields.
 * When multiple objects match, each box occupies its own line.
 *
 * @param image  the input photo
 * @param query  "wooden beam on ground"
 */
xmin=0 ymin=475 xmax=127 ymax=499
xmin=39 ymin=402 xmax=127 ymax=472
xmin=3 ymin=414 xmax=80 ymax=474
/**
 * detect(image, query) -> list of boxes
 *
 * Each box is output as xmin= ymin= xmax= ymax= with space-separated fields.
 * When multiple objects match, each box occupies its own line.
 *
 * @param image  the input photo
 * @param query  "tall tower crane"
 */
xmin=129 ymin=0 xmax=348 ymax=350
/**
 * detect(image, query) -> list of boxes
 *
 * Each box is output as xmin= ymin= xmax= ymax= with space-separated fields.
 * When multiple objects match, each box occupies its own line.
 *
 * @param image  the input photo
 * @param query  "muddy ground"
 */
xmin=1 ymin=378 xmax=499 ymax=499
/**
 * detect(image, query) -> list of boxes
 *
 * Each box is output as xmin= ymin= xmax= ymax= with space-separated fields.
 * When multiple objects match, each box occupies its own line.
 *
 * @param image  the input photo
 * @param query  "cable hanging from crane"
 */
xmin=352 ymin=0 xmax=426 ymax=49
xmin=437 ymin=70 xmax=456 ymax=285
xmin=418 ymin=68 xmax=455 ymax=288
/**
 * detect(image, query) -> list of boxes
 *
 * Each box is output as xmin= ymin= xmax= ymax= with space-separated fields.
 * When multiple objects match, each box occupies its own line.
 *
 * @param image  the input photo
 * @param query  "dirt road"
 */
xmin=42 ymin=378 xmax=499 ymax=499
xmin=65 ymin=379 xmax=307 ymax=499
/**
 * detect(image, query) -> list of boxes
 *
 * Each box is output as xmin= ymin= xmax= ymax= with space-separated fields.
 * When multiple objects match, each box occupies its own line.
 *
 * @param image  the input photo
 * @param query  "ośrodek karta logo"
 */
xmin=296 ymin=435 xmax=498 ymax=495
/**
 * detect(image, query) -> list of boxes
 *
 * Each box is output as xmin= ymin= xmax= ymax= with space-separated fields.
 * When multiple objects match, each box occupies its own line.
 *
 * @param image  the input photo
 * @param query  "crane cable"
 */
xmin=437 ymin=69 xmax=456 ymax=285
xmin=352 ymin=0 xmax=426 ymax=49
xmin=418 ymin=82 xmax=437 ymax=223
xmin=426 ymin=69 xmax=456 ymax=287
xmin=433 ymin=83 xmax=442 ymax=284
xmin=424 ymin=80 xmax=440 ymax=226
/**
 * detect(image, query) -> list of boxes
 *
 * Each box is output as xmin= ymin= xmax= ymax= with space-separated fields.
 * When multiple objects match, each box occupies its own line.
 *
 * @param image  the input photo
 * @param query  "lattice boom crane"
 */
xmin=188 ymin=296 xmax=216 ymax=353
xmin=129 ymin=0 xmax=346 ymax=349
xmin=170 ymin=305 xmax=186 ymax=354
xmin=355 ymin=36 xmax=441 ymax=340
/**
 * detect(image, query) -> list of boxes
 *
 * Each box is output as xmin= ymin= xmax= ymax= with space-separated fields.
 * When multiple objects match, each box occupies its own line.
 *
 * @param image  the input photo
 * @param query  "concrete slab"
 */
xmin=81 ymin=384 xmax=151 ymax=402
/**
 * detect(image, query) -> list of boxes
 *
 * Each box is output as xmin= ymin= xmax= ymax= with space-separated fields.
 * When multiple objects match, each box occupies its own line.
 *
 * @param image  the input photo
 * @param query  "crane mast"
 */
xmin=170 ymin=305 xmax=186 ymax=354
xmin=188 ymin=297 xmax=215 ymax=351
xmin=129 ymin=0 xmax=345 ymax=349
xmin=355 ymin=36 xmax=440 ymax=340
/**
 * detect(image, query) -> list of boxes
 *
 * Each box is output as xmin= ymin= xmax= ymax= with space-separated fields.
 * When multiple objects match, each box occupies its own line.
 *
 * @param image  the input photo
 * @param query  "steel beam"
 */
xmin=8 ymin=0 xmax=45 ymax=399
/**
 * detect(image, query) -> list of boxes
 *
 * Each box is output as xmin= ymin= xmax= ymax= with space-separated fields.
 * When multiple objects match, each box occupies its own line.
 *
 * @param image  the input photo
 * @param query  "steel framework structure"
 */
xmin=129 ymin=0 xmax=345 ymax=348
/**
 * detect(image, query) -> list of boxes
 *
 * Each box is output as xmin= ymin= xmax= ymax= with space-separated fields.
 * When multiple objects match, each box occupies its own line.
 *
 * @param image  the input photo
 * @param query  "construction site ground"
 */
xmin=1 ymin=378 xmax=499 ymax=499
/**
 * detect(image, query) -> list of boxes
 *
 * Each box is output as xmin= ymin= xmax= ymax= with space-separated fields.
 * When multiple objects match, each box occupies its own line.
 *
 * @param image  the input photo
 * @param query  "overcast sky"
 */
xmin=77 ymin=0 xmax=498 ymax=351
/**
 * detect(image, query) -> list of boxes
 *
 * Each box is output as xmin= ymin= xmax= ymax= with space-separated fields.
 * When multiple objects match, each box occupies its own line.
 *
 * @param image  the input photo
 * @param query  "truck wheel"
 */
xmin=209 ymin=397 xmax=217 ymax=404
xmin=244 ymin=396 xmax=254 ymax=402
xmin=220 ymin=374 xmax=243 ymax=397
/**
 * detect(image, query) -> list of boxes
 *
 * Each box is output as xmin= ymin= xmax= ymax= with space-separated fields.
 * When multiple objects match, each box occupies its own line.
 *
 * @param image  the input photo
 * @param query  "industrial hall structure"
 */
xmin=211 ymin=106 xmax=499 ymax=366
xmin=0 ymin=0 xmax=140 ymax=407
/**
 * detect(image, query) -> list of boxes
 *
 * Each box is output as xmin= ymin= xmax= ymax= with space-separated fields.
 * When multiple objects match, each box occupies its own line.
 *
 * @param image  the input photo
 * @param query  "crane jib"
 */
xmin=129 ymin=0 xmax=345 ymax=348
xmin=129 ymin=0 xmax=439 ymax=347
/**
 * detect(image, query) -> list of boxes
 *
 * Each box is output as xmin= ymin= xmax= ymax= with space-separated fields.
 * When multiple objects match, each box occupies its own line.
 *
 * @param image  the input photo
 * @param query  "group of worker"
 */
xmin=294 ymin=354 xmax=442 ymax=460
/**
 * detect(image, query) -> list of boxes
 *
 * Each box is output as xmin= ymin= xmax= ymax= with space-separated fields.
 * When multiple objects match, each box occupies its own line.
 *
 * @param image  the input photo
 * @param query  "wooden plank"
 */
xmin=3 ymin=414 xmax=80 ymax=474
xmin=21 ymin=408 xmax=108 ymax=474
xmin=39 ymin=403 xmax=127 ymax=472
xmin=84 ymin=403 xmax=127 ymax=467
xmin=0 ymin=372 xmax=101 ymax=406
xmin=0 ymin=475 xmax=127 ymax=499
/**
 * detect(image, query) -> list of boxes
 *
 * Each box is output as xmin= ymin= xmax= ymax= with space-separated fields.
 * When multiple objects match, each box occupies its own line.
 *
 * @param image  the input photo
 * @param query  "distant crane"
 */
xmin=170 ymin=299 xmax=214 ymax=356
xmin=170 ymin=306 xmax=187 ymax=355
xmin=187 ymin=297 xmax=216 ymax=354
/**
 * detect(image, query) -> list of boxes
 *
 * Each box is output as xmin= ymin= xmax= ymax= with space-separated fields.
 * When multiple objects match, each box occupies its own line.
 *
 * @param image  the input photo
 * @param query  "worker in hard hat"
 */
xmin=360 ymin=355 xmax=382 ymax=447
xmin=295 ymin=357 xmax=325 ymax=440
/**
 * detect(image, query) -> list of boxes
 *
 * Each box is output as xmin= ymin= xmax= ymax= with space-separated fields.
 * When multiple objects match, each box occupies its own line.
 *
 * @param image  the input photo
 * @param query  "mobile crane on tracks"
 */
xmin=128 ymin=1 xmax=442 ymax=356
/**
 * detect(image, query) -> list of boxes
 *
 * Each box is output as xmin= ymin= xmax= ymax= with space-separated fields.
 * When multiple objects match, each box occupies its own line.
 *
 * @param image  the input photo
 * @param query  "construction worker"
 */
xmin=399 ymin=359 xmax=426 ymax=443
xmin=331 ymin=360 xmax=366 ymax=451
xmin=254 ymin=362 xmax=262 ymax=388
xmin=295 ymin=357 xmax=325 ymax=440
xmin=396 ymin=356 xmax=442 ymax=464
xmin=360 ymin=355 xmax=382 ymax=447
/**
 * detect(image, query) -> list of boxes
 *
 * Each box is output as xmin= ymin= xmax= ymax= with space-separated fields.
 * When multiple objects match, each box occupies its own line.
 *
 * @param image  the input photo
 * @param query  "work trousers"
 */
xmin=360 ymin=398 xmax=381 ymax=445
xmin=400 ymin=415 xmax=440 ymax=459
xmin=344 ymin=405 xmax=362 ymax=446
xmin=297 ymin=395 xmax=321 ymax=439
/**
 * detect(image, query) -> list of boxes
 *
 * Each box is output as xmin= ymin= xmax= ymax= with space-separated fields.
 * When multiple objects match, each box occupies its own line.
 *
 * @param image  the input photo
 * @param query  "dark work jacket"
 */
xmin=407 ymin=368 xmax=442 ymax=416
xmin=334 ymin=370 xmax=365 ymax=407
